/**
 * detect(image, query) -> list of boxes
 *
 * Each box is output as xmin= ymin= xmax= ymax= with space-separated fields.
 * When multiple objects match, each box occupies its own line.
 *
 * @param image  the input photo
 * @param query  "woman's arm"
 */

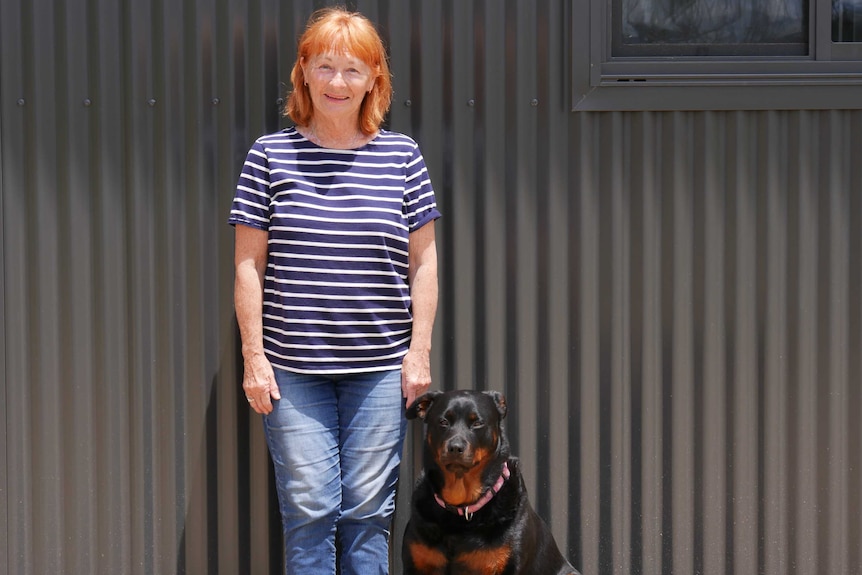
xmin=402 ymin=220 xmax=438 ymax=408
xmin=234 ymin=224 xmax=280 ymax=414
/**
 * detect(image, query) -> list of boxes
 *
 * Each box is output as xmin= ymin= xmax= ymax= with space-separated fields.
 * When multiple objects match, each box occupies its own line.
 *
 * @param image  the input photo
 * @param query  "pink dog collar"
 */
xmin=434 ymin=461 xmax=511 ymax=521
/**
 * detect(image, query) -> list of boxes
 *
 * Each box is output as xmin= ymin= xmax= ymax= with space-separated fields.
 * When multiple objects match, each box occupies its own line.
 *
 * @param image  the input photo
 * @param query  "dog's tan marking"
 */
xmin=455 ymin=546 xmax=512 ymax=574
xmin=438 ymin=447 xmax=492 ymax=505
xmin=408 ymin=541 xmax=447 ymax=572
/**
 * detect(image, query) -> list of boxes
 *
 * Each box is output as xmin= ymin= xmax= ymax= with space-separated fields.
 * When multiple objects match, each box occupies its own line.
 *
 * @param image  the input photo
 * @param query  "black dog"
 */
xmin=402 ymin=390 xmax=579 ymax=575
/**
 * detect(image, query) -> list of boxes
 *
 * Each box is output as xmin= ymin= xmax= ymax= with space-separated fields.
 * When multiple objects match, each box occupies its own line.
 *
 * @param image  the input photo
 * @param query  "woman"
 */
xmin=228 ymin=7 xmax=440 ymax=575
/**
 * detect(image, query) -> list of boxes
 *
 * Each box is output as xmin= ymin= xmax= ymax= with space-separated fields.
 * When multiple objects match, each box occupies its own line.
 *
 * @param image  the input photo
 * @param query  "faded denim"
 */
xmin=263 ymin=367 xmax=407 ymax=575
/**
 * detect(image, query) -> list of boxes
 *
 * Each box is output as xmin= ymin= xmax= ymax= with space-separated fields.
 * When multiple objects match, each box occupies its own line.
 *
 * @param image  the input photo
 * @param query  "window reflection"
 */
xmin=834 ymin=0 xmax=862 ymax=41
xmin=621 ymin=0 xmax=806 ymax=45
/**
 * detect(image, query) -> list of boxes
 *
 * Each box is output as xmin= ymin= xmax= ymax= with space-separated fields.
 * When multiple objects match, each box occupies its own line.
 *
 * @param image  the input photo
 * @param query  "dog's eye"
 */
xmin=471 ymin=419 xmax=485 ymax=429
xmin=437 ymin=418 xmax=449 ymax=428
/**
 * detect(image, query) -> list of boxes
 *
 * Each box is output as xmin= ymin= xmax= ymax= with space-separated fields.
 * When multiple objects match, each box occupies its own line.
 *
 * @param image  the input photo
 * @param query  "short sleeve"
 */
xmin=403 ymin=144 xmax=441 ymax=231
xmin=227 ymin=139 xmax=272 ymax=230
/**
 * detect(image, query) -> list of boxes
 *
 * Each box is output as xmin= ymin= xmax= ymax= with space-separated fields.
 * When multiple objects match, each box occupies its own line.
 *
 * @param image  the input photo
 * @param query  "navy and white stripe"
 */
xmin=229 ymin=127 xmax=441 ymax=374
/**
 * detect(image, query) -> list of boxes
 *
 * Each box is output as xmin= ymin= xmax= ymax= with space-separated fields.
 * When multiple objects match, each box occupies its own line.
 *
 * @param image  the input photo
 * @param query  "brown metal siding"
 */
xmin=2 ymin=1 xmax=861 ymax=574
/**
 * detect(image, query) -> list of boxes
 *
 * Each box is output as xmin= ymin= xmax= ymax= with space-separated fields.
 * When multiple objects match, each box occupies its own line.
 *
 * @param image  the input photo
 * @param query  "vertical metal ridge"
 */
xmin=472 ymin=0 xmax=488 ymax=391
xmin=512 ymin=0 xmax=538 ymax=506
xmin=847 ymin=111 xmax=862 ymax=575
xmin=538 ymin=0 xmax=574 ymax=549
xmin=700 ymin=110 xmax=728 ymax=575
xmin=668 ymin=110 xmax=696 ymax=575
xmin=536 ymin=0 xmax=552 ymax=524
xmin=793 ymin=109 xmax=820 ymax=575
xmin=826 ymin=110 xmax=851 ymax=575
xmin=0 ymin=9 xmax=6 ymax=570
xmin=438 ymin=0 xmax=458 ymax=392
xmin=815 ymin=111 xmax=834 ymax=575
xmin=576 ymin=112 xmax=602 ymax=575
xmin=763 ymin=110 xmax=790 ymax=575
xmin=501 ymin=0 xmax=520 ymax=457
xmin=566 ymin=110 xmax=584 ymax=571
xmin=479 ymin=0 xmax=507 ymax=403
xmin=635 ymin=110 xmax=664 ymax=575
xmin=730 ymin=110 xmax=761 ymax=575
xmin=609 ymin=110 xmax=632 ymax=575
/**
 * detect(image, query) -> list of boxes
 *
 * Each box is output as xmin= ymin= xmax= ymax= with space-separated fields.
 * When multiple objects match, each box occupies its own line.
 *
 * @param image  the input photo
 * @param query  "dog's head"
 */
xmin=407 ymin=390 xmax=509 ymax=478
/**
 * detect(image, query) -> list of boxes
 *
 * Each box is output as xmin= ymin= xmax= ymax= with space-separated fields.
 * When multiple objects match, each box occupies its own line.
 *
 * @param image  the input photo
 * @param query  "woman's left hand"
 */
xmin=401 ymin=348 xmax=432 ymax=409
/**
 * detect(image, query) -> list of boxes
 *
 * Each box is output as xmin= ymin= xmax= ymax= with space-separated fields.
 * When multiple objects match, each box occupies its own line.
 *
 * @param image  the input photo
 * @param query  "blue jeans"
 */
xmin=263 ymin=368 xmax=407 ymax=575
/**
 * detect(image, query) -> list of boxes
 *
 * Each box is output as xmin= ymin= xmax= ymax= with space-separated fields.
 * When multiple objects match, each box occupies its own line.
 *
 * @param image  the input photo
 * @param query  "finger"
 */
xmin=260 ymin=379 xmax=279 ymax=410
xmin=246 ymin=396 xmax=261 ymax=413
xmin=404 ymin=388 xmax=414 ymax=408
xmin=405 ymin=382 xmax=418 ymax=405
xmin=245 ymin=393 xmax=268 ymax=414
xmin=257 ymin=393 xmax=274 ymax=414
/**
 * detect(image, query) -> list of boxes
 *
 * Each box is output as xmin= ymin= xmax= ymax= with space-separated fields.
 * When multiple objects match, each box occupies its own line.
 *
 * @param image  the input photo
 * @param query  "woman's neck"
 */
xmin=304 ymin=118 xmax=366 ymax=149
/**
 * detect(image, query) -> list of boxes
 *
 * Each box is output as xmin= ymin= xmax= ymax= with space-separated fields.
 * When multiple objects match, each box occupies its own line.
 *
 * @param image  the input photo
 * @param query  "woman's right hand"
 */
xmin=242 ymin=352 xmax=281 ymax=414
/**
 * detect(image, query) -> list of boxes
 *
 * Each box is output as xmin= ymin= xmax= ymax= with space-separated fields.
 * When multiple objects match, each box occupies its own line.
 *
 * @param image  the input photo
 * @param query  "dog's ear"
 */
xmin=483 ymin=390 xmax=508 ymax=420
xmin=406 ymin=391 xmax=443 ymax=420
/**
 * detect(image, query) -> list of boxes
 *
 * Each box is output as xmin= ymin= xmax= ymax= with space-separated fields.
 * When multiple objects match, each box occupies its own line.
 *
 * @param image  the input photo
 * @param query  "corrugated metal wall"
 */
xmin=1 ymin=0 xmax=860 ymax=574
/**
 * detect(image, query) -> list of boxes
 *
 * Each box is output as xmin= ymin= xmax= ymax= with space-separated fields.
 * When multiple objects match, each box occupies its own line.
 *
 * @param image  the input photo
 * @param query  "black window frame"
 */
xmin=572 ymin=0 xmax=862 ymax=111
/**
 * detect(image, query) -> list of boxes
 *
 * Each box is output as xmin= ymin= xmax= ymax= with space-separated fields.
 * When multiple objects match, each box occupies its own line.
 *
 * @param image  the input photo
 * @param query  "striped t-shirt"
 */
xmin=228 ymin=127 xmax=441 ymax=374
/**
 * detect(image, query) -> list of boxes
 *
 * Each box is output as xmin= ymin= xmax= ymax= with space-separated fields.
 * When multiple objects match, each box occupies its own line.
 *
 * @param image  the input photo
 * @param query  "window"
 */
xmin=573 ymin=0 xmax=862 ymax=110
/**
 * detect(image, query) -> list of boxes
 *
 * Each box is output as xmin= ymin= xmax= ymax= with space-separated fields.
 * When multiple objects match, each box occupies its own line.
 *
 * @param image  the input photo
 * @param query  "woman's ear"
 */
xmin=299 ymin=57 xmax=308 ymax=85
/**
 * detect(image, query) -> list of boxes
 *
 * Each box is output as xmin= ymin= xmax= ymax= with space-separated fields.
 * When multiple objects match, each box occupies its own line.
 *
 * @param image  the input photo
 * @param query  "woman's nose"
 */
xmin=329 ymin=71 xmax=347 ymax=86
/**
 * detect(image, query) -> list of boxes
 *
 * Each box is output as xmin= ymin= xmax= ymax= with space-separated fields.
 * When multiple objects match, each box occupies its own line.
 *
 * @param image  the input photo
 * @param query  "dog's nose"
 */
xmin=446 ymin=438 xmax=466 ymax=454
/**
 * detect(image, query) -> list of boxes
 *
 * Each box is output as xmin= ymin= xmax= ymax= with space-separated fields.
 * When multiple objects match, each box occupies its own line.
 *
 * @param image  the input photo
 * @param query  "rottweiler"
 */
xmin=402 ymin=390 xmax=580 ymax=575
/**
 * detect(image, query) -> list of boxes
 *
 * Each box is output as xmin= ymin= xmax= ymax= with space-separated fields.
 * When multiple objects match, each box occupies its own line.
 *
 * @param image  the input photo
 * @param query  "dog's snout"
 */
xmin=446 ymin=437 xmax=467 ymax=455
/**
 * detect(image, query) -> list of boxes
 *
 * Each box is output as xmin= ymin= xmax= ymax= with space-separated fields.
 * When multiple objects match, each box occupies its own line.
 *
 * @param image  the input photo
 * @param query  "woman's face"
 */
xmin=302 ymin=52 xmax=376 ymax=125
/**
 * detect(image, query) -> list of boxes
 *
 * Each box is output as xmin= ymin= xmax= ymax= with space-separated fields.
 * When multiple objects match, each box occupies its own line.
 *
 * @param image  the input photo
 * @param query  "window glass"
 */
xmin=616 ymin=0 xmax=807 ymax=56
xmin=834 ymin=0 xmax=862 ymax=41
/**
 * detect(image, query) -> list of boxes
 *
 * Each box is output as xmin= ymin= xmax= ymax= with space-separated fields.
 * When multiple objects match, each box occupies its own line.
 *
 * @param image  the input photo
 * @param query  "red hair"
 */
xmin=285 ymin=8 xmax=392 ymax=134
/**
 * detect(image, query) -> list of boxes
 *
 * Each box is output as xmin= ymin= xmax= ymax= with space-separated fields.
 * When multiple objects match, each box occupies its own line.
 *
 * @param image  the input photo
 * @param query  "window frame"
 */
xmin=572 ymin=0 xmax=862 ymax=111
